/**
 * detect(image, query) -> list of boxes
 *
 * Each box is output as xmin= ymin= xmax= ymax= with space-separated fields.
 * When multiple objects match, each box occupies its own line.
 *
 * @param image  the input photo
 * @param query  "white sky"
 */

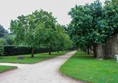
xmin=0 ymin=0 xmax=105 ymax=30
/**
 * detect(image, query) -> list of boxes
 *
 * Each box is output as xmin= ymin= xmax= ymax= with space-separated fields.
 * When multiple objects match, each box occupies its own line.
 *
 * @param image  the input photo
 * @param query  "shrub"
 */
xmin=0 ymin=46 xmax=4 ymax=56
xmin=3 ymin=46 xmax=53 ymax=56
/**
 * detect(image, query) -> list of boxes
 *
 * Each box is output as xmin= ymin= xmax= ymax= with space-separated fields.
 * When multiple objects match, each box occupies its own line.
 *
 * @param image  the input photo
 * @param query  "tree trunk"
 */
xmin=57 ymin=51 xmax=59 ymax=53
xmin=87 ymin=48 xmax=90 ymax=54
xmin=31 ymin=48 xmax=35 ymax=58
xmin=93 ymin=45 xmax=97 ymax=58
xmin=49 ymin=51 xmax=51 ymax=55
xmin=49 ymin=48 xmax=51 ymax=55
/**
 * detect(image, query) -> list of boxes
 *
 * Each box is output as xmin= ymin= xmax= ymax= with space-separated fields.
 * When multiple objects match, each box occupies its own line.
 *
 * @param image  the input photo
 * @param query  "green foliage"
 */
xmin=10 ymin=10 xmax=57 ymax=56
xmin=0 ymin=38 xmax=6 ymax=56
xmin=10 ymin=9 xmax=72 ymax=56
xmin=0 ymin=24 xmax=8 ymax=38
xmin=68 ymin=0 xmax=118 ymax=56
xmin=0 ymin=38 xmax=7 ymax=45
xmin=0 ymin=34 xmax=15 ymax=56
xmin=4 ymin=46 xmax=31 ymax=56
xmin=102 ymin=0 xmax=118 ymax=35
xmin=3 ymin=34 xmax=15 ymax=45
xmin=68 ymin=0 xmax=102 ymax=47
xmin=54 ymin=24 xmax=72 ymax=51
xmin=0 ymin=46 xmax=4 ymax=56
xmin=60 ymin=50 xmax=118 ymax=83
xmin=112 ymin=0 xmax=118 ymax=3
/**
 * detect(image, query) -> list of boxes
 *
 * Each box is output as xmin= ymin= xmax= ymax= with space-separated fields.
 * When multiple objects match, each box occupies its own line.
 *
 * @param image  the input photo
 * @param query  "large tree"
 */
xmin=55 ymin=24 xmax=72 ymax=52
xmin=68 ymin=0 xmax=102 ymax=57
xmin=10 ymin=9 xmax=72 ymax=57
xmin=39 ymin=23 xmax=72 ymax=55
xmin=68 ymin=0 xmax=118 ymax=58
xmin=10 ymin=10 xmax=57 ymax=57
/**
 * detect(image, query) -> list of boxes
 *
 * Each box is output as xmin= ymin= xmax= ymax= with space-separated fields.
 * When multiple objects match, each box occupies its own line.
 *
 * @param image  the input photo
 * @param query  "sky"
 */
xmin=0 ymin=0 xmax=105 ymax=30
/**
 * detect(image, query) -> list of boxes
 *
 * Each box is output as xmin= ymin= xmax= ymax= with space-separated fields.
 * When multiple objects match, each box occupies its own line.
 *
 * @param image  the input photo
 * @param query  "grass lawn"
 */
xmin=60 ymin=50 xmax=118 ymax=83
xmin=0 ymin=51 xmax=68 ymax=64
xmin=0 ymin=65 xmax=17 ymax=73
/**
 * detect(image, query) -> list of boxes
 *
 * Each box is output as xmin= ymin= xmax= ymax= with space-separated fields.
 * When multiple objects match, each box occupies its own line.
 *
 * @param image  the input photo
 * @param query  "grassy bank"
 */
xmin=60 ymin=50 xmax=118 ymax=83
xmin=0 ymin=65 xmax=17 ymax=73
xmin=0 ymin=51 xmax=67 ymax=64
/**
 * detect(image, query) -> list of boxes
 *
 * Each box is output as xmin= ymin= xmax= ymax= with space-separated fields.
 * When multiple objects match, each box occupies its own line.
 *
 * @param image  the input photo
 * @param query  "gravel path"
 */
xmin=0 ymin=51 xmax=82 ymax=83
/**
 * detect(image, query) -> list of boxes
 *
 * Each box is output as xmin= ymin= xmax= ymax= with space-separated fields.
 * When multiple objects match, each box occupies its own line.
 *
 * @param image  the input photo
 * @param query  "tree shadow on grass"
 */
xmin=73 ymin=55 xmax=95 ymax=60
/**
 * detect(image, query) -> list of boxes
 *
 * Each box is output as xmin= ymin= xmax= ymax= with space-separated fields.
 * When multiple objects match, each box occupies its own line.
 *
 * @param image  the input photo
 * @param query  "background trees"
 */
xmin=10 ymin=9 xmax=72 ymax=57
xmin=0 ymin=24 xmax=10 ymax=56
xmin=0 ymin=24 xmax=8 ymax=38
xmin=55 ymin=24 xmax=72 ymax=52
xmin=68 ymin=0 xmax=102 ymax=57
xmin=68 ymin=0 xmax=118 ymax=58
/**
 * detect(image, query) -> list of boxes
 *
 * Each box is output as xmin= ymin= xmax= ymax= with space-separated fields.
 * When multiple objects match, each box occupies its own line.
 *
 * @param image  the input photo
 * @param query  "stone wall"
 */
xmin=96 ymin=34 xmax=118 ymax=58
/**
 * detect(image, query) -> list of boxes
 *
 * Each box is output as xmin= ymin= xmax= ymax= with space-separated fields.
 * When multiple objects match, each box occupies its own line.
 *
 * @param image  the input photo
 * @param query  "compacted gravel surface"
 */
xmin=0 ymin=51 xmax=82 ymax=83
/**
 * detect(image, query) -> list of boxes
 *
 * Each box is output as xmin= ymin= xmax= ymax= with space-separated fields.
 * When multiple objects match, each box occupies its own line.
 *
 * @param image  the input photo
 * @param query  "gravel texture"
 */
xmin=0 ymin=51 xmax=82 ymax=83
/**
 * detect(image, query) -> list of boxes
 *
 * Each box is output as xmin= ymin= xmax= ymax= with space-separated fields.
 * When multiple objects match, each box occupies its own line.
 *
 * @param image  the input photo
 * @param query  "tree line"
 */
xmin=10 ymin=10 xmax=72 ymax=57
xmin=68 ymin=0 xmax=118 ymax=58
xmin=0 ymin=25 xmax=15 ymax=55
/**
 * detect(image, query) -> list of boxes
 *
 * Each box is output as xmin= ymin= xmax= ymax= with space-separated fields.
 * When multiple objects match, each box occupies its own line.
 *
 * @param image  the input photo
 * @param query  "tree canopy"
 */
xmin=68 ymin=0 xmax=118 ymax=57
xmin=10 ymin=9 xmax=72 ymax=57
xmin=0 ymin=24 xmax=8 ymax=38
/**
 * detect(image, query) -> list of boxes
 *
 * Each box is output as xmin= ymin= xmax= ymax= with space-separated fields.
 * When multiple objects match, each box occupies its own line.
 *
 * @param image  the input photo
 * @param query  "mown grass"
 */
xmin=0 ymin=51 xmax=68 ymax=64
xmin=60 ymin=50 xmax=118 ymax=83
xmin=0 ymin=65 xmax=17 ymax=73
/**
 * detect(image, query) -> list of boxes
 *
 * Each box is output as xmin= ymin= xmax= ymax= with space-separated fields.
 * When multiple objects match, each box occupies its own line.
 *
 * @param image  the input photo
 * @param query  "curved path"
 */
xmin=0 ymin=51 xmax=82 ymax=83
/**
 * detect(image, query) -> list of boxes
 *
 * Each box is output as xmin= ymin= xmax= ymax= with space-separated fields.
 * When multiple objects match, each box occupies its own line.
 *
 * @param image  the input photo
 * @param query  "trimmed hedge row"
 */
xmin=3 ymin=46 xmax=50 ymax=56
xmin=1 ymin=46 xmax=75 ymax=56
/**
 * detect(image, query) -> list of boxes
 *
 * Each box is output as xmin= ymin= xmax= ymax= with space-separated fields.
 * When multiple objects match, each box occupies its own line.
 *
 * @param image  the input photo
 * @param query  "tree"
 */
xmin=68 ymin=0 xmax=118 ymax=58
xmin=39 ymin=24 xmax=72 ymax=55
xmin=41 ymin=27 xmax=57 ymax=55
xmin=0 ymin=24 xmax=8 ymax=38
xmin=68 ymin=0 xmax=102 ymax=57
xmin=0 ymin=25 xmax=8 ymax=56
xmin=32 ymin=10 xmax=57 ymax=55
xmin=55 ymin=24 xmax=72 ymax=52
xmin=10 ymin=10 xmax=57 ymax=57
xmin=3 ymin=34 xmax=15 ymax=45
xmin=11 ymin=9 xmax=73 ymax=56
xmin=0 ymin=38 xmax=6 ymax=56
xmin=112 ymin=0 xmax=118 ymax=3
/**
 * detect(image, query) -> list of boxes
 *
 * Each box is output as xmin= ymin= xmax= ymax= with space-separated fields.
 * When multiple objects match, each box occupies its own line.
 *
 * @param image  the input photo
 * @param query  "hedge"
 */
xmin=0 ymin=46 xmax=4 ymax=56
xmin=1 ymin=45 xmax=75 ymax=56
xmin=3 ymin=46 xmax=50 ymax=56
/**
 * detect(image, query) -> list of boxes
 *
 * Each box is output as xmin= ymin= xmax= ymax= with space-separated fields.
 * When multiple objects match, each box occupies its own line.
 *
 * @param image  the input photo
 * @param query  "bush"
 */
xmin=2 ymin=45 xmax=73 ymax=56
xmin=4 ymin=46 xmax=31 ymax=56
xmin=0 ymin=46 xmax=4 ymax=56
xmin=3 ymin=46 xmax=54 ymax=56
